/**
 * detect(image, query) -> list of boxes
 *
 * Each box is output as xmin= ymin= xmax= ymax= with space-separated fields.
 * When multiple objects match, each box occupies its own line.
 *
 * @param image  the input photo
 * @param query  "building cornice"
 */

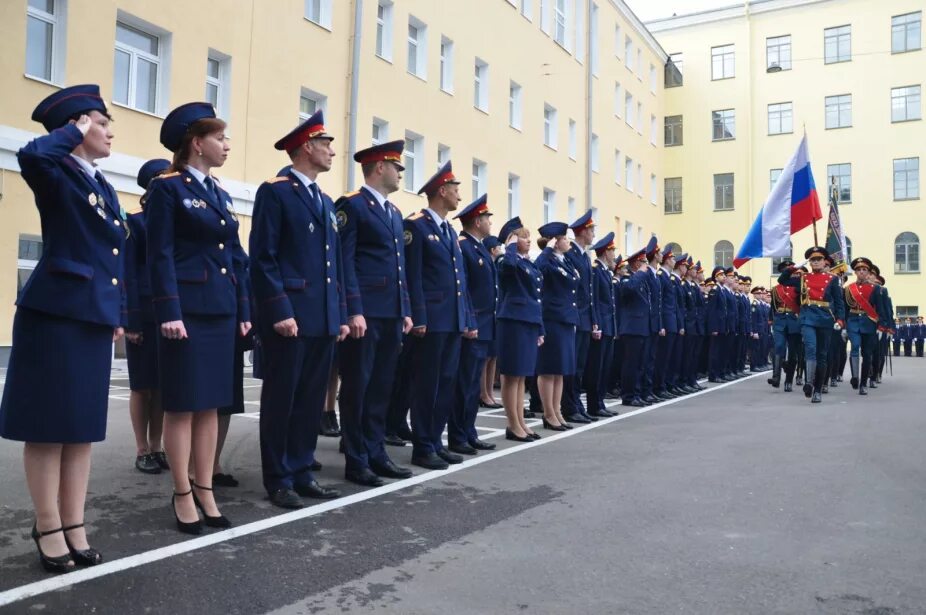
xmin=646 ymin=0 xmax=834 ymax=32
xmin=0 ymin=124 xmax=256 ymax=216
xmin=609 ymin=0 xmax=669 ymax=62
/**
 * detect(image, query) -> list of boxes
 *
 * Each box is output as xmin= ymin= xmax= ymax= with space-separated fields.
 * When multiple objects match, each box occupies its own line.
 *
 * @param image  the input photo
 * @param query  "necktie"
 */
xmin=204 ymin=177 xmax=220 ymax=204
xmin=441 ymin=221 xmax=450 ymax=241
xmin=93 ymin=170 xmax=111 ymax=204
xmin=383 ymin=200 xmax=392 ymax=219
xmin=309 ymin=183 xmax=323 ymax=217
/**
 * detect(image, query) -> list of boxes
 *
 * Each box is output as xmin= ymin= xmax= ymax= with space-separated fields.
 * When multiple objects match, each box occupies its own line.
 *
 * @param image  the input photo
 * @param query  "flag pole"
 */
xmin=805 ymin=124 xmax=820 ymax=246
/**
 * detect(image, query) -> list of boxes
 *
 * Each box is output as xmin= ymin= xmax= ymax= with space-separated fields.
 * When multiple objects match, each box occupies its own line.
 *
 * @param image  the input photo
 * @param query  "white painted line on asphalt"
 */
xmin=0 ymin=373 xmax=763 ymax=607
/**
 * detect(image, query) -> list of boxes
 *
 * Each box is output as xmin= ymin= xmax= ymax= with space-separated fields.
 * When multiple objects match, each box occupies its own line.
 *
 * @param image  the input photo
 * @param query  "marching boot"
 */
xmin=803 ymin=360 xmax=816 ymax=398
xmin=849 ymin=356 xmax=860 ymax=389
xmin=783 ymin=359 xmax=794 ymax=392
xmin=863 ymin=357 xmax=877 ymax=390
xmin=811 ymin=366 xmax=824 ymax=403
xmin=821 ymin=365 xmax=830 ymax=394
xmin=767 ymin=355 xmax=781 ymax=388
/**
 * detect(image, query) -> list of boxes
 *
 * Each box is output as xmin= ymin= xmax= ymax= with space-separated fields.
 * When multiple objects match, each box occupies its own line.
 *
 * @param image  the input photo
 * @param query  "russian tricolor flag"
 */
xmin=733 ymin=135 xmax=822 ymax=268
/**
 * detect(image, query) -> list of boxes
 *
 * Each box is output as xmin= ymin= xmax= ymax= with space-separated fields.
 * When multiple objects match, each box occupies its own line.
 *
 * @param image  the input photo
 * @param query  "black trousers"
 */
xmin=621 ymin=335 xmax=647 ymax=403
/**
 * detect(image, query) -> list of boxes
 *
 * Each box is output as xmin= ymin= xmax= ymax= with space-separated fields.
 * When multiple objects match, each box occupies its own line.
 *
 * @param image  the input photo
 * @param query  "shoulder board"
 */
xmin=407 ymin=212 xmax=424 ymax=221
xmin=657 ymin=269 xmax=664 ymax=275
xmin=458 ymin=235 xmax=468 ymax=241
xmin=153 ymin=171 xmax=180 ymax=181
xmin=343 ymin=190 xmax=360 ymax=198
xmin=265 ymin=176 xmax=289 ymax=184
xmin=593 ymin=261 xmax=599 ymax=268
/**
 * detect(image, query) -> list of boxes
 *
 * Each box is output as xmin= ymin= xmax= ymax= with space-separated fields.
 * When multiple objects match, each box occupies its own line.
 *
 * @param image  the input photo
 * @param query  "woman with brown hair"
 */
xmin=146 ymin=103 xmax=251 ymax=534
xmin=495 ymin=218 xmax=544 ymax=442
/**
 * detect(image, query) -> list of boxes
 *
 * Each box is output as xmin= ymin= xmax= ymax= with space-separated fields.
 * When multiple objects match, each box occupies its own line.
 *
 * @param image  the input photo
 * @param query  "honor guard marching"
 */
xmin=768 ymin=261 xmax=803 ymax=391
xmin=844 ymin=257 xmax=888 ymax=395
xmin=404 ymin=161 xmax=476 ymax=469
xmin=777 ymin=247 xmax=846 ymax=403
xmin=249 ymin=110 xmax=345 ymax=509
xmin=449 ymin=195 xmax=498 ymax=454
xmin=336 ymin=140 xmax=414 ymax=487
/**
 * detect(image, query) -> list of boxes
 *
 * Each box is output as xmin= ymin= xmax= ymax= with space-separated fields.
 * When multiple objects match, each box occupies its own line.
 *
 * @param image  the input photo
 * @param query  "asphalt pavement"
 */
xmin=1 ymin=357 xmax=925 ymax=614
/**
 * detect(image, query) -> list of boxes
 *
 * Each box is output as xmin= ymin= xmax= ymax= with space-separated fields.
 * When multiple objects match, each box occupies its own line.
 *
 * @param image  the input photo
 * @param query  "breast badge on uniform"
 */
xmin=88 ymin=193 xmax=97 ymax=206
xmin=183 ymin=198 xmax=193 ymax=209
xmin=336 ymin=210 xmax=348 ymax=229
xmin=478 ymin=258 xmax=484 ymax=266
xmin=404 ymin=230 xmax=413 ymax=245
xmin=309 ymin=222 xmax=315 ymax=234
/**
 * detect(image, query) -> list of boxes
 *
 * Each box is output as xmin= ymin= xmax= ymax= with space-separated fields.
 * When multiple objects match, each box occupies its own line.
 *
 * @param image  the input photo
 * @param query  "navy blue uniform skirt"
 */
xmin=219 ymin=330 xmax=254 ymax=416
xmin=126 ymin=321 xmax=159 ymax=391
xmin=0 ymin=307 xmax=113 ymax=443
xmin=158 ymin=314 xmax=235 ymax=412
xmin=497 ymin=318 xmax=541 ymax=377
xmin=536 ymin=320 xmax=577 ymax=376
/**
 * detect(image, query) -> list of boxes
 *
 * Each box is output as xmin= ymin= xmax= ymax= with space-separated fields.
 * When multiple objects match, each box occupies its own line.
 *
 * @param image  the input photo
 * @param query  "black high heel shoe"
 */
xmin=542 ymin=418 xmax=567 ymax=432
xmin=31 ymin=524 xmax=74 ymax=573
xmin=62 ymin=523 xmax=102 ymax=566
xmin=505 ymin=428 xmax=533 ymax=443
xmin=559 ymin=419 xmax=574 ymax=430
xmin=192 ymin=484 xmax=232 ymax=529
xmin=172 ymin=489 xmax=202 ymax=535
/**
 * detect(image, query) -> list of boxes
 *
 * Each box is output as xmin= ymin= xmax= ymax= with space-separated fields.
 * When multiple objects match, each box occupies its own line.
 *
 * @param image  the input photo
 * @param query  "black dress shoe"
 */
xmin=543 ymin=418 xmax=567 ymax=431
xmin=384 ymin=433 xmax=407 ymax=447
xmin=586 ymin=411 xmax=610 ymax=419
xmin=480 ymin=399 xmax=503 ymax=409
xmin=811 ymin=390 xmax=822 ymax=403
xmin=505 ymin=428 xmax=534 ymax=442
xmin=269 ymin=488 xmax=304 ymax=509
xmin=579 ymin=412 xmax=599 ymax=422
xmin=319 ymin=415 xmax=340 ymax=438
xmin=62 ymin=523 xmax=102 ymax=566
xmin=152 ymin=451 xmax=170 ymax=470
xmin=561 ymin=421 xmax=574 ymax=429
xmin=436 ymin=448 xmax=464 ymax=464
xmin=135 ymin=453 xmax=161 ymax=474
xmin=345 ymin=468 xmax=386 ymax=487
xmin=171 ymin=490 xmax=203 ymax=535
xmin=449 ymin=442 xmax=478 ymax=455
xmin=370 ymin=459 xmax=414 ymax=479
xmin=411 ymin=453 xmax=450 ymax=470
xmin=212 ymin=472 xmax=239 ymax=487
xmin=310 ymin=460 xmax=323 ymax=472
xmin=708 ymin=377 xmax=722 ymax=383
xmin=624 ymin=398 xmax=647 ymax=408
xmin=192 ymin=484 xmax=232 ymax=528
xmin=643 ymin=395 xmax=660 ymax=404
xmin=564 ymin=413 xmax=591 ymax=424
xmin=294 ymin=480 xmax=341 ymax=499
xmin=523 ymin=409 xmax=537 ymax=419
xmin=31 ymin=524 xmax=74 ymax=573
xmin=395 ymin=426 xmax=414 ymax=441
xmin=469 ymin=438 xmax=497 ymax=451
xmin=783 ymin=381 xmax=793 ymax=392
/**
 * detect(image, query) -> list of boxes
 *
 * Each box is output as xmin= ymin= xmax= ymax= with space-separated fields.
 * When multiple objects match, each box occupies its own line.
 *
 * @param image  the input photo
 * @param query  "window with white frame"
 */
xmin=770 ymin=168 xmax=783 ymax=191
xmin=614 ymin=24 xmax=622 ymax=60
xmin=714 ymin=240 xmax=734 ymax=268
xmin=205 ymin=51 xmax=230 ymax=119
xmin=509 ymin=81 xmax=523 ymax=129
xmin=892 ymin=85 xmax=921 ymax=122
xmin=299 ymin=87 xmax=327 ymax=122
xmin=371 ymin=117 xmax=389 ymax=144
xmin=553 ymin=0 xmax=567 ymax=47
xmin=591 ymin=133 xmax=599 ymax=172
xmin=768 ymin=102 xmax=793 ymax=135
xmin=437 ymin=143 xmax=450 ymax=169
xmin=472 ymin=159 xmax=487 ymax=199
xmin=892 ymin=12 xmax=921 ymax=54
xmin=667 ymin=53 xmax=683 ymax=88
xmin=439 ymin=37 xmax=454 ymax=93
xmin=543 ymin=104 xmax=557 ymax=149
xmin=407 ymin=17 xmax=427 ymax=79
xmin=614 ymin=149 xmax=622 ymax=184
xmin=543 ymin=188 xmax=555 ymax=223
xmin=625 ymin=157 xmax=634 ymax=192
xmin=714 ymin=173 xmax=735 ymax=210
xmin=894 ymin=157 xmax=920 ymax=200
xmin=712 ymin=108 xmax=735 ymax=141
xmin=824 ymin=25 xmax=851 ymax=63
xmin=625 ymin=36 xmax=633 ymax=72
xmin=590 ymin=3 xmax=600 ymax=76
xmin=637 ymin=163 xmax=643 ymax=196
xmin=375 ymin=1 xmax=393 ymax=61
xmin=711 ymin=44 xmax=734 ymax=80
xmin=568 ymin=119 xmax=577 ymax=160
xmin=474 ymin=58 xmax=489 ymax=111
xmin=636 ymin=102 xmax=642 ymax=133
xmin=766 ymin=35 xmax=791 ymax=70
xmin=825 ymin=94 xmax=852 ymax=129
xmin=26 ymin=0 xmax=65 ymax=83
xmin=665 ymin=115 xmax=682 ymax=146
xmin=650 ymin=114 xmax=657 ymax=145
xmin=826 ymin=163 xmax=852 ymax=203
xmin=636 ymin=48 xmax=642 ymax=78
xmin=304 ymin=0 xmax=332 ymax=29
xmin=895 ymin=232 xmax=920 ymax=273
xmin=508 ymin=174 xmax=521 ymax=217
xmin=650 ymin=174 xmax=657 ymax=204
xmin=521 ymin=0 xmax=532 ymax=20
xmin=650 ymin=64 xmax=657 ymax=93
xmin=614 ymin=82 xmax=622 ymax=117
xmin=404 ymin=132 xmax=423 ymax=192
xmin=567 ymin=196 xmax=576 ymax=220
xmin=113 ymin=18 xmax=168 ymax=115
xmin=664 ymin=177 xmax=682 ymax=213
xmin=625 ymin=92 xmax=633 ymax=127
xmin=575 ymin=0 xmax=585 ymax=61
xmin=624 ymin=221 xmax=634 ymax=253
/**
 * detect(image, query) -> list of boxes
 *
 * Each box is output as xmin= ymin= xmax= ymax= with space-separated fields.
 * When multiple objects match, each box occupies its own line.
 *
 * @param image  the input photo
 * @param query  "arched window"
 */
xmin=771 ymin=241 xmax=794 ymax=273
xmin=664 ymin=242 xmax=682 ymax=256
xmin=844 ymin=236 xmax=852 ymax=264
xmin=714 ymin=240 xmax=734 ymax=268
xmin=895 ymin=232 xmax=920 ymax=273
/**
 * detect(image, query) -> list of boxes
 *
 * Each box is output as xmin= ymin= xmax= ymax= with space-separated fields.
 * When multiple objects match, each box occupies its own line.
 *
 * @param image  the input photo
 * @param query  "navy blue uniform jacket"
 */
xmin=619 ymin=269 xmax=652 ymax=336
xmin=565 ymin=243 xmax=598 ymax=332
xmin=496 ymin=244 xmax=544 ymax=334
xmin=592 ymin=260 xmax=617 ymax=337
xmin=125 ymin=212 xmax=154 ymax=331
xmin=249 ymin=171 xmax=347 ymax=337
xmin=534 ymin=248 xmax=579 ymax=326
xmin=146 ymin=169 xmax=250 ymax=324
xmin=16 ymin=124 xmax=127 ymax=328
xmin=458 ymin=231 xmax=497 ymax=342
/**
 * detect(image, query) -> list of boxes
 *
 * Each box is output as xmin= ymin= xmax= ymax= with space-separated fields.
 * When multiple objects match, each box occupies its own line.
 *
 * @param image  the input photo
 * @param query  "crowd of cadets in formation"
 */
xmin=0 ymin=86 xmax=914 ymax=574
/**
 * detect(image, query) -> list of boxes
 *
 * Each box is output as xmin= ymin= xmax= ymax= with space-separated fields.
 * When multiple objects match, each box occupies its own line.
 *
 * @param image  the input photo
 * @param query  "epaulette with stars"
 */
xmin=407 ymin=212 xmax=424 ymax=221
xmin=265 ymin=176 xmax=288 ymax=184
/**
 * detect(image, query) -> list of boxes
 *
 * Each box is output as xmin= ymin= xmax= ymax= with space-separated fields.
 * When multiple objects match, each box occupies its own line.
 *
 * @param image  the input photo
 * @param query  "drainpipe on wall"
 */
xmin=585 ymin=0 xmax=594 ymax=215
xmin=346 ymin=0 xmax=364 ymax=190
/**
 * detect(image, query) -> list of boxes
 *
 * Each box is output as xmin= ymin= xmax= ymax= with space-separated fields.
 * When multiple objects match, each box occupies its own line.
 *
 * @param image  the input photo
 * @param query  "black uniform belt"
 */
xmin=776 ymin=308 xmax=794 ymax=314
xmin=804 ymin=299 xmax=830 ymax=308
xmin=850 ymin=309 xmax=866 ymax=315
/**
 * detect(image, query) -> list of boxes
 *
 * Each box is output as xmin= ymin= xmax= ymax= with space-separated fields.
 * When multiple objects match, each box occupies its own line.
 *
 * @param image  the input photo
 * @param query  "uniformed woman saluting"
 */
xmin=533 ymin=222 xmax=579 ymax=433
xmin=495 ymin=217 xmax=545 ymax=442
xmin=146 ymin=103 xmax=251 ymax=534
xmin=0 ymin=85 xmax=123 ymax=572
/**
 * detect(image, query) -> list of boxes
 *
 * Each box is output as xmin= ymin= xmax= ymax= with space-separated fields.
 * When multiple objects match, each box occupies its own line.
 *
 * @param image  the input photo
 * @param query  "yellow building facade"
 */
xmin=651 ymin=0 xmax=925 ymax=316
xmin=0 ymin=0 xmax=921 ymax=355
